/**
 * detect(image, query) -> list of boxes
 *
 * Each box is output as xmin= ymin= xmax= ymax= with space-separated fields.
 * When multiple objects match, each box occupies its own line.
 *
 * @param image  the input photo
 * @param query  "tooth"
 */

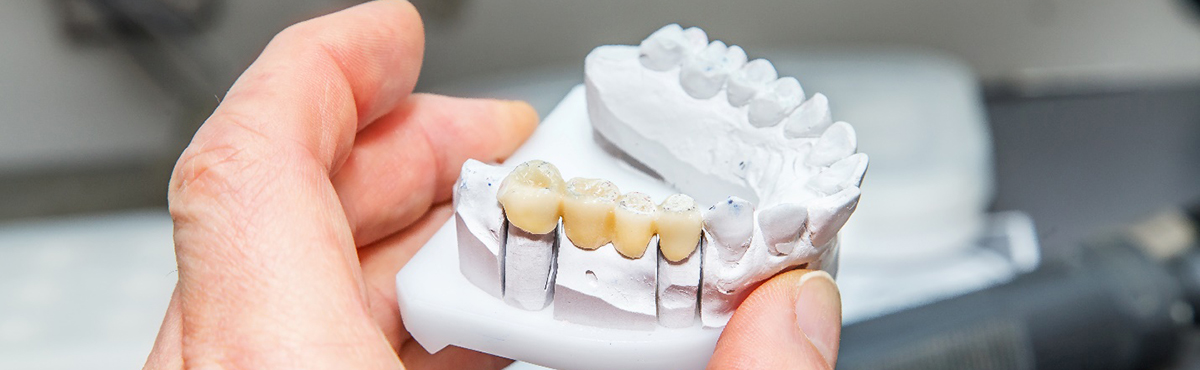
xmin=503 ymin=219 xmax=559 ymax=311
xmin=726 ymin=59 xmax=777 ymax=107
xmin=657 ymin=235 xmax=702 ymax=328
xmin=682 ymin=27 xmax=709 ymax=51
xmin=497 ymin=160 xmax=565 ymax=234
xmin=757 ymin=203 xmax=808 ymax=255
xmin=613 ymin=192 xmax=658 ymax=259
xmin=702 ymin=197 xmax=754 ymax=261
xmin=807 ymin=153 xmax=869 ymax=195
xmin=680 ymin=41 xmax=746 ymax=99
xmin=561 ymin=178 xmax=620 ymax=250
xmin=806 ymin=187 xmax=861 ymax=248
xmin=747 ymin=77 xmax=805 ymax=127
xmin=726 ymin=45 xmax=748 ymax=67
xmin=783 ymin=93 xmax=833 ymax=138
xmin=554 ymin=232 xmax=658 ymax=330
xmin=806 ymin=121 xmax=857 ymax=167
xmin=453 ymin=160 xmax=510 ymax=298
xmin=638 ymin=24 xmax=690 ymax=71
xmin=657 ymin=194 xmax=702 ymax=262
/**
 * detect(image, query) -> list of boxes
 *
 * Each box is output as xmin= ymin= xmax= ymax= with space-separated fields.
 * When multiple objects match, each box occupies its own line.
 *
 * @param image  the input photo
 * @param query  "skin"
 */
xmin=145 ymin=1 xmax=840 ymax=369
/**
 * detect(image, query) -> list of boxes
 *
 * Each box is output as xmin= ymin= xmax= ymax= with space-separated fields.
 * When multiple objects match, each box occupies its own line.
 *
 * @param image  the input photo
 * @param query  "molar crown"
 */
xmin=562 ymin=177 xmax=620 ymax=250
xmin=497 ymin=160 xmax=566 ymax=234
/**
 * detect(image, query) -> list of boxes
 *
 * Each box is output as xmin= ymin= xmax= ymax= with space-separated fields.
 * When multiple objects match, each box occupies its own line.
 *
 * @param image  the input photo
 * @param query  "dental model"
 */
xmin=452 ymin=23 xmax=867 ymax=330
xmin=398 ymin=23 xmax=867 ymax=369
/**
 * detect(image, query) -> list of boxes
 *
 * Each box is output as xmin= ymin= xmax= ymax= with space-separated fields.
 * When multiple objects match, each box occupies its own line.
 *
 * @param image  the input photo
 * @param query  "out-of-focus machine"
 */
xmin=841 ymin=204 xmax=1200 ymax=370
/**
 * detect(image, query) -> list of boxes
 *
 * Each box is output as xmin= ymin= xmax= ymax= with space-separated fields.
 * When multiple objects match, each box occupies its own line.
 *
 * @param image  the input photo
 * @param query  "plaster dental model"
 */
xmin=395 ymin=23 xmax=867 ymax=369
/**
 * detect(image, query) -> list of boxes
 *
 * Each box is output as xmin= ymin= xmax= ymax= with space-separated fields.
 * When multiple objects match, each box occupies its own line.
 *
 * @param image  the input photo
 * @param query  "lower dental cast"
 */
xmin=452 ymin=23 xmax=866 ymax=330
xmin=462 ymin=152 xmax=847 ymax=329
xmin=486 ymin=160 xmax=706 ymax=328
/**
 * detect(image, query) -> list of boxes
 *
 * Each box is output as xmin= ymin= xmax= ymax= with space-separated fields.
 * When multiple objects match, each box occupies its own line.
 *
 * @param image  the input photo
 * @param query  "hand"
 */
xmin=145 ymin=1 xmax=840 ymax=369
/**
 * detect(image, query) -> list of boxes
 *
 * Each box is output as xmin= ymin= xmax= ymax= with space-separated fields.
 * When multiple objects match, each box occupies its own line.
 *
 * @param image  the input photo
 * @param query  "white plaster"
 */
xmin=453 ymin=159 xmax=511 ymax=298
xmin=747 ymin=77 xmax=805 ymax=127
xmin=701 ymin=197 xmax=755 ymax=262
xmin=657 ymin=240 xmax=702 ymax=328
xmin=783 ymin=93 xmax=833 ymax=139
xmin=554 ymin=234 xmax=658 ymax=330
xmin=503 ymin=223 xmax=558 ymax=311
xmin=586 ymin=27 xmax=868 ymax=327
xmin=680 ymin=41 xmax=745 ymax=99
xmin=727 ymin=59 xmax=778 ymax=107
xmin=807 ymin=121 xmax=858 ymax=167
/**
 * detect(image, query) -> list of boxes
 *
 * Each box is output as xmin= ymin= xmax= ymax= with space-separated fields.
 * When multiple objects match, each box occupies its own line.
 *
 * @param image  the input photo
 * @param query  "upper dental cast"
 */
xmin=454 ymin=23 xmax=868 ymax=329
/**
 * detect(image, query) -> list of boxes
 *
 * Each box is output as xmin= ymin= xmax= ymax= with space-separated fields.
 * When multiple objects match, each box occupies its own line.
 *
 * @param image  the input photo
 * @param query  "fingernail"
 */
xmin=795 ymin=270 xmax=841 ymax=367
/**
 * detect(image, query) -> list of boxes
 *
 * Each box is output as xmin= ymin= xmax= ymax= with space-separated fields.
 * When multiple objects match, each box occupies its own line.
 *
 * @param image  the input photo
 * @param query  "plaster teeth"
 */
xmin=638 ymin=24 xmax=690 ymax=71
xmin=747 ymin=77 xmax=805 ymax=128
xmin=726 ymin=58 xmax=778 ymax=107
xmin=682 ymin=27 xmax=709 ymax=52
xmin=806 ymin=187 xmax=861 ymax=248
xmin=562 ymin=178 xmax=620 ymax=250
xmin=613 ymin=192 xmax=658 ymax=259
xmin=680 ymin=41 xmax=746 ymax=99
xmin=453 ymin=159 xmax=510 ymax=298
xmin=657 ymin=194 xmax=703 ymax=262
xmin=806 ymin=153 xmax=869 ymax=195
xmin=702 ymin=197 xmax=755 ymax=261
xmin=783 ymin=93 xmax=833 ymax=138
xmin=806 ymin=121 xmax=858 ymax=167
xmin=498 ymin=160 xmax=566 ymax=234
xmin=757 ymin=203 xmax=808 ymax=255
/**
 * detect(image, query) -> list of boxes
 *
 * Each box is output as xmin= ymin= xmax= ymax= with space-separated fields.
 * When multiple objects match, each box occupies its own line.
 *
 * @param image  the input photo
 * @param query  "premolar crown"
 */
xmin=613 ymin=192 xmax=658 ymax=258
xmin=680 ymin=41 xmax=747 ymax=99
xmin=727 ymin=59 xmax=778 ymax=107
xmin=562 ymin=178 xmax=620 ymax=250
xmin=748 ymin=77 xmax=805 ymax=128
xmin=784 ymin=93 xmax=833 ymax=138
xmin=497 ymin=160 xmax=566 ymax=234
xmin=657 ymin=194 xmax=703 ymax=262
xmin=638 ymin=24 xmax=690 ymax=71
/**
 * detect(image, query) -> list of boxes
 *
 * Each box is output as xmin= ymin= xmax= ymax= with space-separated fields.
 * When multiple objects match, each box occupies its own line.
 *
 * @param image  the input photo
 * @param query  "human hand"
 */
xmin=145 ymin=1 xmax=840 ymax=369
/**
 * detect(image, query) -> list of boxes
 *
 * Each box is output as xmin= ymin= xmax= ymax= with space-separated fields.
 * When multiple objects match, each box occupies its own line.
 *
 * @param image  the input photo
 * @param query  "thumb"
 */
xmin=707 ymin=270 xmax=842 ymax=369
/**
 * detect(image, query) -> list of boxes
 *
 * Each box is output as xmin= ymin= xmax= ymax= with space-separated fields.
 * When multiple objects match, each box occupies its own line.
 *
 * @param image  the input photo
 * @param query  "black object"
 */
xmin=839 ymin=206 xmax=1200 ymax=370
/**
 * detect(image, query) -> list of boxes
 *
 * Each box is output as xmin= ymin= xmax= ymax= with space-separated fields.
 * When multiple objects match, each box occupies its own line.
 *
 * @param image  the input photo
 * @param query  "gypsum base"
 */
xmin=395 ymin=85 xmax=840 ymax=370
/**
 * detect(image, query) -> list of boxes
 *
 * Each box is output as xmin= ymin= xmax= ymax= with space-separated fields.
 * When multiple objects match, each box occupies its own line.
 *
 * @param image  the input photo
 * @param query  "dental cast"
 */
xmin=452 ymin=23 xmax=867 ymax=329
xmin=587 ymin=23 xmax=868 ymax=327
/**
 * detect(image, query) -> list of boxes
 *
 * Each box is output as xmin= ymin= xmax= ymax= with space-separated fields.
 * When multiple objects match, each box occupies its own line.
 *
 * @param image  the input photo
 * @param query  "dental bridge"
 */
xmin=395 ymin=24 xmax=867 ymax=370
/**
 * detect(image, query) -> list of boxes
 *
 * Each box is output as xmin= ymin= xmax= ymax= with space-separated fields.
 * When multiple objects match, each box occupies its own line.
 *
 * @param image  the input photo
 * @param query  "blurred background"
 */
xmin=1 ymin=0 xmax=1199 ymax=369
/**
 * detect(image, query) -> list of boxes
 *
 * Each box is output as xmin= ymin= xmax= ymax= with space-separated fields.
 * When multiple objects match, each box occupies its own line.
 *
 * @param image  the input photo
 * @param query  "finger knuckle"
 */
xmin=168 ymin=114 xmax=275 ymax=223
